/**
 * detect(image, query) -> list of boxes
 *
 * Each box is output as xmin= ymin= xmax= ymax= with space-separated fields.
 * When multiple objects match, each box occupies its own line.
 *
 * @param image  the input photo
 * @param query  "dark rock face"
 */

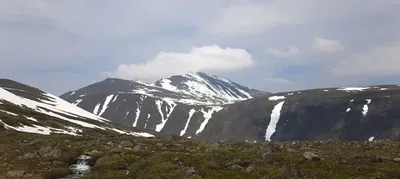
xmin=62 ymin=73 xmax=400 ymax=142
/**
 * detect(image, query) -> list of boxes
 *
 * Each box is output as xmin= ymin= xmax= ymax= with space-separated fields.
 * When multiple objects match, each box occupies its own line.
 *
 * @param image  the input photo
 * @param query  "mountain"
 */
xmin=0 ymin=79 xmax=154 ymax=137
xmin=197 ymin=85 xmax=400 ymax=142
xmin=60 ymin=72 xmax=267 ymax=136
xmin=62 ymin=72 xmax=267 ymax=106
xmin=62 ymin=75 xmax=400 ymax=142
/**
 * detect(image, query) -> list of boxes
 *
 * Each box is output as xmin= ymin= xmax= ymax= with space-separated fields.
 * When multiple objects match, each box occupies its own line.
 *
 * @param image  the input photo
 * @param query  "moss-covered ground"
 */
xmin=0 ymin=132 xmax=400 ymax=179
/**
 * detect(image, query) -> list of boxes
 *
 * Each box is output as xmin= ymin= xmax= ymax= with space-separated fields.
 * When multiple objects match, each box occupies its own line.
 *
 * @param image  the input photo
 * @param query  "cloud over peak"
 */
xmin=267 ymin=47 xmax=300 ymax=59
xmin=312 ymin=37 xmax=345 ymax=53
xmin=108 ymin=45 xmax=253 ymax=81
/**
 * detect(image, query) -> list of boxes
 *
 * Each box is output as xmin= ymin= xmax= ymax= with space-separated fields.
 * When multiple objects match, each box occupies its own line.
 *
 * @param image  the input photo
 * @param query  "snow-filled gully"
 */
xmin=265 ymin=101 xmax=285 ymax=141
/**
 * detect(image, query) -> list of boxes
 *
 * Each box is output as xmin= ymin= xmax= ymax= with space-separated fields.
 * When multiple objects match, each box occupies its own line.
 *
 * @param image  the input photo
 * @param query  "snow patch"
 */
xmin=155 ymin=100 xmax=176 ymax=132
xmin=369 ymin=136 xmax=375 ymax=142
xmin=337 ymin=87 xmax=370 ymax=91
xmin=0 ymin=119 xmax=81 ymax=136
xmin=132 ymin=97 xmax=144 ymax=127
xmin=362 ymin=99 xmax=372 ymax=116
xmin=73 ymin=99 xmax=83 ymax=106
xmin=196 ymin=106 xmax=223 ymax=135
xmin=265 ymin=101 xmax=285 ymax=141
xmin=144 ymin=114 xmax=151 ymax=129
xmin=98 ymin=95 xmax=114 ymax=116
xmin=180 ymin=109 xmax=196 ymax=136
xmin=0 ymin=109 xmax=18 ymax=116
xmin=108 ymin=128 xmax=154 ymax=138
xmin=93 ymin=103 xmax=101 ymax=115
xmin=25 ymin=116 xmax=38 ymax=122
xmin=269 ymin=96 xmax=286 ymax=101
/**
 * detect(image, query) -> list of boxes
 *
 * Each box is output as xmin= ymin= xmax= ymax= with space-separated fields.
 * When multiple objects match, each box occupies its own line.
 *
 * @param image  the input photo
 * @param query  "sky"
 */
xmin=0 ymin=0 xmax=399 ymax=95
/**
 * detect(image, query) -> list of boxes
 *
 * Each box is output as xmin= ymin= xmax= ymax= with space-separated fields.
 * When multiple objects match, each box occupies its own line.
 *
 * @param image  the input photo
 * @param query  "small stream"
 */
xmin=60 ymin=154 xmax=92 ymax=179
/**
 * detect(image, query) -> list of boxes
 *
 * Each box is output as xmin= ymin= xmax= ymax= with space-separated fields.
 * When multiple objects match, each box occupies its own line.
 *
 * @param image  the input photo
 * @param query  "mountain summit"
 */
xmin=62 ymin=72 xmax=267 ymax=106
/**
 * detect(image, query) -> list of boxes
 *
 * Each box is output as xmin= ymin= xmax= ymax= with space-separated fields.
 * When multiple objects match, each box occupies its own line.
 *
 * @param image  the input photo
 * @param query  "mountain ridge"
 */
xmin=0 ymin=79 xmax=154 ymax=137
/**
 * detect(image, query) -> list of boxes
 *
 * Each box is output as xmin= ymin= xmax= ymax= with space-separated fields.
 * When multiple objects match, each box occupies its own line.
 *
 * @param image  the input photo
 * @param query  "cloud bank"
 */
xmin=109 ymin=45 xmax=253 ymax=81
xmin=312 ymin=37 xmax=344 ymax=53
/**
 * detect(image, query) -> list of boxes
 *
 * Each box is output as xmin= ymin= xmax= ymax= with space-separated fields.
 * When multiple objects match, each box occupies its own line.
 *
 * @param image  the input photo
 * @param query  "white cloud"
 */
xmin=262 ymin=77 xmax=293 ymax=84
xmin=207 ymin=2 xmax=296 ymax=37
xmin=312 ymin=37 xmax=344 ymax=53
xmin=266 ymin=47 xmax=299 ymax=59
xmin=332 ymin=43 xmax=400 ymax=76
xmin=108 ymin=45 xmax=253 ymax=81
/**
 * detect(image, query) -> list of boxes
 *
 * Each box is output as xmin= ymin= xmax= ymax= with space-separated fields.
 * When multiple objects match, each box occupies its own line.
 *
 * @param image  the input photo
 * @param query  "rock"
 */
xmin=85 ymin=150 xmax=100 ymax=156
xmin=17 ymin=153 xmax=36 ymax=160
xmin=245 ymin=165 xmax=254 ymax=173
xmin=393 ymin=158 xmax=400 ymax=162
xmin=7 ymin=170 xmax=25 ymax=178
xmin=133 ymin=145 xmax=142 ymax=152
xmin=303 ymin=152 xmax=320 ymax=161
xmin=120 ymin=140 xmax=134 ymax=148
xmin=186 ymin=167 xmax=199 ymax=176
xmin=52 ymin=161 xmax=63 ymax=166
xmin=229 ymin=164 xmax=244 ymax=172
xmin=375 ymin=156 xmax=390 ymax=162
xmin=1 ymin=163 xmax=8 ymax=167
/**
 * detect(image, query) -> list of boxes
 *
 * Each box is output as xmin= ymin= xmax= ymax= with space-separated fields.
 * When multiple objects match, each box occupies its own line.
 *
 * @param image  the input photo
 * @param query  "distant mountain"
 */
xmin=60 ymin=72 xmax=268 ymax=137
xmin=62 ymin=78 xmax=400 ymax=142
xmin=62 ymin=72 xmax=267 ymax=106
xmin=0 ymin=79 xmax=154 ymax=137
xmin=197 ymin=85 xmax=400 ymax=142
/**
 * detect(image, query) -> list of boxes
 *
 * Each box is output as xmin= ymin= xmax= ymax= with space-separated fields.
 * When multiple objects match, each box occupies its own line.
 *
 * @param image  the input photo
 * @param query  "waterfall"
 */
xmin=60 ymin=154 xmax=92 ymax=179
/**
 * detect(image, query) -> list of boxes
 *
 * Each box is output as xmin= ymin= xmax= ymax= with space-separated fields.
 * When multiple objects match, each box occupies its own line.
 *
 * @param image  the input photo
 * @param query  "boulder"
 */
xmin=6 ymin=170 xmax=25 ymax=178
xmin=303 ymin=152 xmax=320 ymax=161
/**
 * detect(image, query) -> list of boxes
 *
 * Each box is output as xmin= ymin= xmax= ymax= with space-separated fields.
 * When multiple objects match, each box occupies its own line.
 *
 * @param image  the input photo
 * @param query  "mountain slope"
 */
xmin=198 ymin=85 xmax=400 ymax=142
xmin=62 ymin=72 xmax=267 ymax=105
xmin=64 ymin=81 xmax=400 ymax=142
xmin=60 ymin=72 xmax=267 ymax=136
xmin=0 ymin=79 xmax=154 ymax=137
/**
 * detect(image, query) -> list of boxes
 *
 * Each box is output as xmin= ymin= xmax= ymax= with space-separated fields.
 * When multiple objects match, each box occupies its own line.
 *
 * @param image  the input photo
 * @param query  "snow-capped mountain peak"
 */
xmin=149 ymin=72 xmax=266 ymax=105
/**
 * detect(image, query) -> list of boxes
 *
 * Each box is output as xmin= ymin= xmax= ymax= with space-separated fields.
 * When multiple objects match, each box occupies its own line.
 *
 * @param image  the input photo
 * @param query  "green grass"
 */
xmin=1 ymin=132 xmax=400 ymax=178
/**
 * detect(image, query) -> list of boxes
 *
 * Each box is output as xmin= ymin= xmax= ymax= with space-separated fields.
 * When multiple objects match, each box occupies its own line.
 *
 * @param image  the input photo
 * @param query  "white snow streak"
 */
xmin=132 ymin=97 xmax=144 ymax=127
xmin=265 ymin=101 xmax=285 ymax=141
xmin=0 ymin=119 xmax=80 ymax=136
xmin=196 ymin=106 xmax=223 ymax=135
xmin=268 ymin=96 xmax=286 ymax=101
xmin=337 ymin=87 xmax=370 ymax=91
xmin=155 ymin=100 xmax=176 ymax=132
xmin=98 ymin=95 xmax=114 ymax=116
xmin=369 ymin=136 xmax=375 ymax=142
xmin=93 ymin=103 xmax=101 ymax=115
xmin=73 ymin=99 xmax=83 ymax=106
xmin=362 ymin=99 xmax=372 ymax=116
xmin=108 ymin=128 xmax=154 ymax=138
xmin=180 ymin=109 xmax=196 ymax=136
xmin=144 ymin=114 xmax=151 ymax=129
xmin=0 ymin=109 xmax=18 ymax=116
xmin=111 ymin=95 xmax=119 ymax=103
xmin=25 ymin=116 xmax=38 ymax=122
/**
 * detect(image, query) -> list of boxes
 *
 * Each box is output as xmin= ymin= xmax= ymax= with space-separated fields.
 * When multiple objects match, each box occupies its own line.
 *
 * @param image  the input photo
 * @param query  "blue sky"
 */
xmin=1 ymin=0 xmax=400 ymax=95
